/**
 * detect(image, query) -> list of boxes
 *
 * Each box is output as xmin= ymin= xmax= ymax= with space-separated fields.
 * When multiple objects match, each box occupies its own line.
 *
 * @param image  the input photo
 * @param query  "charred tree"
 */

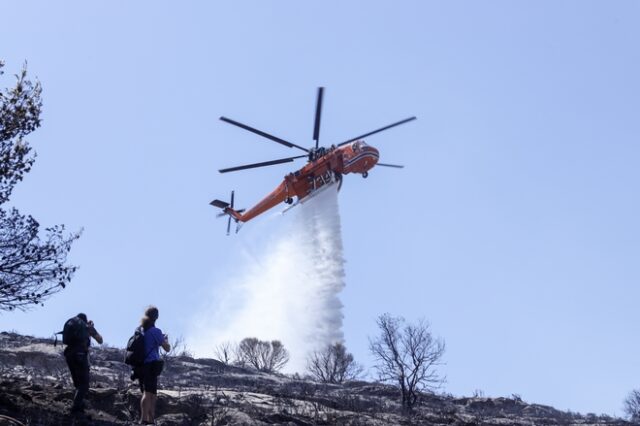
xmin=306 ymin=342 xmax=364 ymax=384
xmin=0 ymin=61 xmax=80 ymax=311
xmin=624 ymin=389 xmax=640 ymax=422
xmin=236 ymin=337 xmax=289 ymax=373
xmin=369 ymin=313 xmax=445 ymax=411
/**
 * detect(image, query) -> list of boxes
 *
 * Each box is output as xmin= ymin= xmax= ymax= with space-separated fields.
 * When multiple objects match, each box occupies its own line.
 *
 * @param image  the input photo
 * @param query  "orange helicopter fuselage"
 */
xmin=229 ymin=141 xmax=378 ymax=222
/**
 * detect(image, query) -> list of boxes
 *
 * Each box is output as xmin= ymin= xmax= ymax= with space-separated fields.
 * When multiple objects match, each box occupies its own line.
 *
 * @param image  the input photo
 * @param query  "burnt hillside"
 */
xmin=0 ymin=332 xmax=630 ymax=426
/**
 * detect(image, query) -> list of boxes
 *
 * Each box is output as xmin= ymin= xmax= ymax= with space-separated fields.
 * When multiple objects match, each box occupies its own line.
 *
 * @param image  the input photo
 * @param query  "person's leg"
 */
xmin=144 ymin=364 xmax=159 ymax=422
xmin=65 ymin=352 xmax=87 ymax=413
xmin=138 ymin=370 xmax=148 ymax=423
xmin=149 ymin=393 xmax=157 ymax=422
xmin=140 ymin=391 xmax=151 ymax=423
xmin=65 ymin=353 xmax=79 ymax=388
xmin=65 ymin=354 xmax=79 ymax=413
xmin=141 ymin=363 xmax=156 ymax=422
xmin=72 ymin=353 xmax=90 ymax=412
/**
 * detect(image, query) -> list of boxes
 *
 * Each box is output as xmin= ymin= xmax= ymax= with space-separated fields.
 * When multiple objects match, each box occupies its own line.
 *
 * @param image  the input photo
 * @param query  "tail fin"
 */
xmin=210 ymin=190 xmax=245 ymax=235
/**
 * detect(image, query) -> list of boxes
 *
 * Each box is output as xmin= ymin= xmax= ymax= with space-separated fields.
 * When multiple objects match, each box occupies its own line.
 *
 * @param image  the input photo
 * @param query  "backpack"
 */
xmin=60 ymin=316 xmax=89 ymax=346
xmin=124 ymin=327 xmax=147 ymax=367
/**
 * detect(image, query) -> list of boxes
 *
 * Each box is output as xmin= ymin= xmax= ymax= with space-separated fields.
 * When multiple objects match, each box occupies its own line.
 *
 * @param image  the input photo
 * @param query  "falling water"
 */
xmin=189 ymin=185 xmax=346 ymax=372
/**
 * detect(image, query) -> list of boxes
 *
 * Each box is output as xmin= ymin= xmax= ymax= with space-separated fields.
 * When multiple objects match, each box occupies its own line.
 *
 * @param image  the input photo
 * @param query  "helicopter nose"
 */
xmin=363 ymin=146 xmax=379 ymax=170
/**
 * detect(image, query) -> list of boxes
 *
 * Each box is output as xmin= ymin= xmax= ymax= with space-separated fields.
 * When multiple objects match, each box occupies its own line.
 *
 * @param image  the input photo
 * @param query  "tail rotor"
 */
xmin=226 ymin=191 xmax=235 ymax=235
xmin=210 ymin=190 xmax=245 ymax=235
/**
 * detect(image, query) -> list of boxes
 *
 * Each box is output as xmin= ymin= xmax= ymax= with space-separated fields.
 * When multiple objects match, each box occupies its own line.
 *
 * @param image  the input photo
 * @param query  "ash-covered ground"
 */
xmin=0 ymin=332 xmax=630 ymax=426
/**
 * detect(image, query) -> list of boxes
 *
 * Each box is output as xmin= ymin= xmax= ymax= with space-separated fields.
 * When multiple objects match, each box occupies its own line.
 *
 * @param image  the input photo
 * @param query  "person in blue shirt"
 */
xmin=137 ymin=306 xmax=170 ymax=425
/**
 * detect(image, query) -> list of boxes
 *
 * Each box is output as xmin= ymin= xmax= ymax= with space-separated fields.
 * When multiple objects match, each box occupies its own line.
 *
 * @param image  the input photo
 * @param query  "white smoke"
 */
xmin=189 ymin=185 xmax=346 ymax=372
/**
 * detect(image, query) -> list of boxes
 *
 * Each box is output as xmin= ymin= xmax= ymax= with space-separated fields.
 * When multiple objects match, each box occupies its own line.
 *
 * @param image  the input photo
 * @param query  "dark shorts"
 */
xmin=137 ymin=360 xmax=163 ymax=394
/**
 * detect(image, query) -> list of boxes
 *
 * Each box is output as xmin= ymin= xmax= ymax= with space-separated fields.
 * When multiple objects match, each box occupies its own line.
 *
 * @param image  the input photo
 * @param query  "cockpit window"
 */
xmin=353 ymin=141 xmax=366 ymax=153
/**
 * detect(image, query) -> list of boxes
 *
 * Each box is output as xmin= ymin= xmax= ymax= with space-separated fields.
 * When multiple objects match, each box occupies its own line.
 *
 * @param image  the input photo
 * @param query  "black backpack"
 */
xmin=124 ymin=328 xmax=147 ymax=367
xmin=60 ymin=316 xmax=89 ymax=346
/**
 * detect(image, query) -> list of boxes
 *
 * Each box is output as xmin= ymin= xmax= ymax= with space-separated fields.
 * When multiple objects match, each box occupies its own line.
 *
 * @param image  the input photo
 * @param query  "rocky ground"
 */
xmin=0 ymin=332 xmax=632 ymax=426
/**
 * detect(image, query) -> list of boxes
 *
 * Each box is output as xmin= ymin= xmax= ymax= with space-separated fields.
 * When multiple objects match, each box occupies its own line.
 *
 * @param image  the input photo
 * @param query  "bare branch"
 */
xmin=306 ymin=342 xmax=364 ymax=384
xmin=369 ymin=313 xmax=445 ymax=411
xmin=624 ymin=389 xmax=640 ymax=422
xmin=213 ymin=341 xmax=236 ymax=365
xmin=0 ymin=61 xmax=80 ymax=311
xmin=236 ymin=337 xmax=289 ymax=373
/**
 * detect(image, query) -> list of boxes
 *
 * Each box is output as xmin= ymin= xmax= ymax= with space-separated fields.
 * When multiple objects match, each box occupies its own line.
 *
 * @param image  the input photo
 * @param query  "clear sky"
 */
xmin=1 ymin=0 xmax=639 ymax=416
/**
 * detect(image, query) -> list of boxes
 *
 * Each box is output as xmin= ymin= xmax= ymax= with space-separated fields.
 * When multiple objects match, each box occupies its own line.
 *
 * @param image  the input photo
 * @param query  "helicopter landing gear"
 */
xmin=362 ymin=172 xmax=368 ymax=178
xmin=285 ymin=197 xmax=294 ymax=205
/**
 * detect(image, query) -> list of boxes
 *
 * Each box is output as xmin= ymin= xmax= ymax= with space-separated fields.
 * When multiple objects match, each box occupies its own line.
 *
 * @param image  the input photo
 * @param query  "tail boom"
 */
xmin=210 ymin=200 xmax=245 ymax=221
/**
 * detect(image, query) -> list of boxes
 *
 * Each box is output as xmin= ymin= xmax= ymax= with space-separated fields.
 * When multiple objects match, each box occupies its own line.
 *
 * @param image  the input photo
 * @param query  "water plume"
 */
xmin=189 ymin=185 xmax=346 ymax=372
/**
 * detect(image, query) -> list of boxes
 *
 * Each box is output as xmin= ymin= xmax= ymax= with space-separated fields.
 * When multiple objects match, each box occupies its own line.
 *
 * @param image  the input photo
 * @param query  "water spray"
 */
xmin=190 ymin=186 xmax=346 ymax=372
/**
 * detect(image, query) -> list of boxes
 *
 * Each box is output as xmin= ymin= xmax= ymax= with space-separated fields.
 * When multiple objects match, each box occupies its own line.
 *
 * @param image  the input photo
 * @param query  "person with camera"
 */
xmin=62 ymin=313 xmax=103 ymax=414
xmin=137 ymin=306 xmax=170 ymax=425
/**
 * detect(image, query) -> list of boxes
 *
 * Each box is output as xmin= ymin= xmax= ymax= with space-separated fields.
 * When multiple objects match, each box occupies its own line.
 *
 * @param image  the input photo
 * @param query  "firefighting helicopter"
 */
xmin=211 ymin=87 xmax=416 ymax=234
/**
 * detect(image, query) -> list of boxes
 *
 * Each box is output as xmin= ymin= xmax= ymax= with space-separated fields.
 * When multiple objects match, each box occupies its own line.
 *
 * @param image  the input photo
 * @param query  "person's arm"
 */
xmin=92 ymin=330 xmax=104 ymax=344
xmin=88 ymin=320 xmax=103 ymax=344
xmin=161 ymin=333 xmax=171 ymax=352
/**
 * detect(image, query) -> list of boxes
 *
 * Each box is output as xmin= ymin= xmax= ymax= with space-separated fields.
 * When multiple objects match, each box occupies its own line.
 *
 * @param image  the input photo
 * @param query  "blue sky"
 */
xmin=1 ymin=0 xmax=639 ymax=416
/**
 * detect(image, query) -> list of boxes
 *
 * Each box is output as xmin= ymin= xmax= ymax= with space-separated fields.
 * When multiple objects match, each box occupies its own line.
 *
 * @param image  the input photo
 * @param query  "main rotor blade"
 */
xmin=338 ymin=116 xmax=417 ymax=146
xmin=219 ymin=155 xmax=307 ymax=174
xmin=377 ymin=163 xmax=405 ymax=168
xmin=313 ymin=87 xmax=324 ymax=149
xmin=220 ymin=116 xmax=309 ymax=153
